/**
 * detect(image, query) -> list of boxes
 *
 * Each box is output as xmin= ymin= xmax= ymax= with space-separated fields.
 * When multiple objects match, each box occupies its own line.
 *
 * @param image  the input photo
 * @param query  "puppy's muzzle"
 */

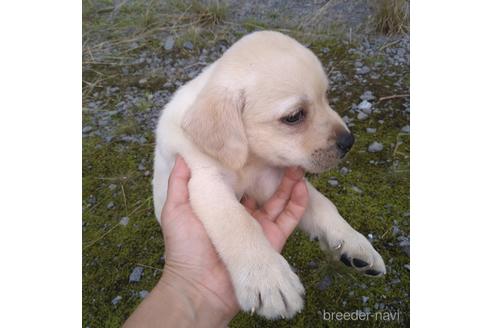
xmin=336 ymin=132 xmax=355 ymax=158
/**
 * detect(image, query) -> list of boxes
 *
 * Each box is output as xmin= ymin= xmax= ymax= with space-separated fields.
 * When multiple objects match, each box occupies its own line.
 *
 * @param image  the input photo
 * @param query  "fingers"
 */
xmin=241 ymin=194 xmax=258 ymax=215
xmin=259 ymin=167 xmax=304 ymax=221
xmin=274 ymin=179 xmax=309 ymax=241
xmin=162 ymin=155 xmax=191 ymax=216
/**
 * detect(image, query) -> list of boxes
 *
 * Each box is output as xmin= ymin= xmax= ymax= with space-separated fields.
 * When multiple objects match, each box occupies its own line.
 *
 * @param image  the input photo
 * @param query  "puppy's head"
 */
xmin=182 ymin=31 xmax=353 ymax=173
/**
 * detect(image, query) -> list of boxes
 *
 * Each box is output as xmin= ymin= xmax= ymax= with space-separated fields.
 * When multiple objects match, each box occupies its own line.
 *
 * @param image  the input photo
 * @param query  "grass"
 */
xmin=373 ymin=0 xmax=410 ymax=35
xmin=83 ymin=1 xmax=409 ymax=327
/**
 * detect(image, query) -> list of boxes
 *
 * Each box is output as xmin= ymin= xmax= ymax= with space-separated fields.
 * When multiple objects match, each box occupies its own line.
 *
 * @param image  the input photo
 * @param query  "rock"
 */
xmin=351 ymin=186 xmax=363 ymax=194
xmin=360 ymin=91 xmax=375 ymax=101
xmin=317 ymin=276 xmax=332 ymax=291
xmin=307 ymin=260 xmax=318 ymax=269
xmin=357 ymin=66 xmax=370 ymax=75
xmin=366 ymin=127 xmax=377 ymax=134
xmin=368 ymin=142 xmax=384 ymax=153
xmin=401 ymin=125 xmax=410 ymax=133
xmin=183 ymin=41 xmax=194 ymax=50
xmin=342 ymin=115 xmax=350 ymax=124
xmin=328 ymin=179 xmax=339 ymax=187
xmin=107 ymin=201 xmax=115 ymax=209
xmin=392 ymin=225 xmax=400 ymax=236
xmin=138 ymin=163 xmax=145 ymax=171
xmin=163 ymin=36 xmax=175 ymax=50
xmin=129 ymin=266 xmax=144 ymax=283
xmin=362 ymin=296 xmax=369 ymax=304
xmin=340 ymin=167 xmax=349 ymax=175
xmin=367 ymin=233 xmax=374 ymax=241
xmin=358 ymin=100 xmax=372 ymax=113
xmin=82 ymin=126 xmax=93 ymax=133
xmin=108 ymin=184 xmax=117 ymax=191
xmin=119 ymin=217 xmax=129 ymax=226
xmin=112 ymin=295 xmax=122 ymax=305
xmin=357 ymin=112 xmax=368 ymax=120
xmin=139 ymin=290 xmax=149 ymax=299
xmin=404 ymin=264 xmax=410 ymax=271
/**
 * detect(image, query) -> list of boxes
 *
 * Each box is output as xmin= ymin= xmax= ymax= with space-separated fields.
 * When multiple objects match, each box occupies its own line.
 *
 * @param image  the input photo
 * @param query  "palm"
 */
xmin=160 ymin=157 xmax=308 ymax=315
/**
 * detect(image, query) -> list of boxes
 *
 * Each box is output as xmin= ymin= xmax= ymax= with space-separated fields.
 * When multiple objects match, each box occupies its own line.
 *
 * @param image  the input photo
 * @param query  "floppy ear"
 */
xmin=182 ymin=87 xmax=248 ymax=170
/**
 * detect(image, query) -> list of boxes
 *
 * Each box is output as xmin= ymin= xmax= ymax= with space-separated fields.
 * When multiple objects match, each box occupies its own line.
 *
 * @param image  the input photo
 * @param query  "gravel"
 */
xmin=183 ymin=41 xmax=194 ymax=50
xmin=401 ymin=125 xmax=410 ymax=133
xmin=129 ymin=266 xmax=144 ymax=283
xmin=357 ymin=112 xmax=369 ymax=120
xmin=366 ymin=127 xmax=377 ymax=134
xmin=368 ymin=142 xmax=384 ymax=152
xmin=357 ymin=100 xmax=372 ymax=113
xmin=119 ymin=217 xmax=129 ymax=226
xmin=317 ymin=275 xmax=332 ymax=291
xmin=139 ymin=290 xmax=149 ymax=299
xmin=163 ymin=36 xmax=175 ymax=50
xmin=106 ymin=201 xmax=115 ymax=209
xmin=360 ymin=91 xmax=375 ymax=101
xmin=339 ymin=167 xmax=349 ymax=175
xmin=328 ymin=179 xmax=339 ymax=187
xmin=351 ymin=186 xmax=363 ymax=194
xmin=111 ymin=295 xmax=122 ymax=305
xmin=82 ymin=126 xmax=93 ymax=133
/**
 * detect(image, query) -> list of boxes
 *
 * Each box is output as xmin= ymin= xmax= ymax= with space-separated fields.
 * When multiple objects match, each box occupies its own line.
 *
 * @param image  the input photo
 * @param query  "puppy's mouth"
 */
xmin=306 ymin=146 xmax=344 ymax=173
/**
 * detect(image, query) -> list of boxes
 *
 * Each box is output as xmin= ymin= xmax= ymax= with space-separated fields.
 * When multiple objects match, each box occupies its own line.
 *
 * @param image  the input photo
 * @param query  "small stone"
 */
xmin=108 ymin=184 xmax=117 ymax=191
xmin=357 ymin=112 xmax=368 ymax=120
xmin=368 ymin=142 xmax=384 ymax=153
xmin=342 ymin=115 xmax=350 ymax=124
xmin=138 ymin=163 xmax=145 ymax=171
xmin=340 ymin=167 xmax=349 ymax=175
xmin=404 ymin=264 xmax=410 ymax=271
xmin=401 ymin=125 xmax=410 ymax=133
xmin=362 ymin=296 xmax=369 ymax=304
xmin=307 ymin=260 xmax=318 ymax=269
xmin=119 ymin=217 xmax=129 ymax=226
xmin=392 ymin=225 xmax=400 ymax=236
xmin=357 ymin=66 xmax=370 ymax=75
xmin=317 ymin=276 xmax=332 ymax=291
xmin=112 ymin=295 xmax=122 ymax=305
xmin=129 ymin=266 xmax=144 ymax=283
xmin=139 ymin=290 xmax=149 ymax=299
xmin=328 ymin=179 xmax=339 ymax=187
xmin=138 ymin=78 xmax=147 ymax=85
xmin=82 ymin=126 xmax=93 ymax=133
xmin=358 ymin=100 xmax=372 ymax=113
xmin=144 ymin=170 xmax=151 ymax=176
xmin=360 ymin=91 xmax=375 ymax=101
xmin=366 ymin=127 xmax=377 ymax=134
xmin=183 ymin=41 xmax=194 ymax=50
xmin=107 ymin=201 xmax=115 ymax=209
xmin=352 ymin=186 xmax=363 ymax=194
xmin=163 ymin=36 xmax=175 ymax=50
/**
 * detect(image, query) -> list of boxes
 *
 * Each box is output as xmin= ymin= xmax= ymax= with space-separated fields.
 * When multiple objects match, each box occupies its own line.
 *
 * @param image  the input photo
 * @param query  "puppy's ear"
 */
xmin=182 ymin=87 xmax=248 ymax=170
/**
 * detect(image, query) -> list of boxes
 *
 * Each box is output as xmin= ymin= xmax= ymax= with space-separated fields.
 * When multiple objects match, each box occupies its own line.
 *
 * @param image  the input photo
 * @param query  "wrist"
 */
xmin=157 ymin=268 xmax=238 ymax=327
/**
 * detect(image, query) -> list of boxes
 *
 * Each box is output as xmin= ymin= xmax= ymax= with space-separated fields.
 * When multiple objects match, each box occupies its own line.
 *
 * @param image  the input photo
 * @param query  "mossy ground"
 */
xmin=83 ymin=1 xmax=409 ymax=327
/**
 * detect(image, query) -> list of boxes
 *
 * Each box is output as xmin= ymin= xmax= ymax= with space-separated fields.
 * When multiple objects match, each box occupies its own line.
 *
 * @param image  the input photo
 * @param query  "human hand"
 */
xmin=124 ymin=156 xmax=308 ymax=327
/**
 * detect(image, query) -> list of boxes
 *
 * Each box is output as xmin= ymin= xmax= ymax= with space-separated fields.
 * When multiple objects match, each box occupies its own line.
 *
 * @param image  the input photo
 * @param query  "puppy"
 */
xmin=152 ymin=31 xmax=385 ymax=319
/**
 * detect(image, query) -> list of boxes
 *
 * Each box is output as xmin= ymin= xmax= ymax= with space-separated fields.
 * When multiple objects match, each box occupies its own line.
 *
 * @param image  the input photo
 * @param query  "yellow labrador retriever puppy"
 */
xmin=153 ymin=31 xmax=386 ymax=319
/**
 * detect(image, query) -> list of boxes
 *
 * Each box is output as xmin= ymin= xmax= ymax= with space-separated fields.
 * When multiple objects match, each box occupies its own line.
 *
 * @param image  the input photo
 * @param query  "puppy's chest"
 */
xmin=233 ymin=167 xmax=283 ymax=205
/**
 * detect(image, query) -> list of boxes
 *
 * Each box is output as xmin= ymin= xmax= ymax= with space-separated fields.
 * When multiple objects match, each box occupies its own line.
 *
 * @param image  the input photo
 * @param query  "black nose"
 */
xmin=336 ymin=132 xmax=355 ymax=155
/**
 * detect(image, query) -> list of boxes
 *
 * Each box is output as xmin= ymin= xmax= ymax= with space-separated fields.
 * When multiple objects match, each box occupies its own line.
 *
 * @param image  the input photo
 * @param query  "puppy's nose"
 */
xmin=336 ymin=132 xmax=355 ymax=156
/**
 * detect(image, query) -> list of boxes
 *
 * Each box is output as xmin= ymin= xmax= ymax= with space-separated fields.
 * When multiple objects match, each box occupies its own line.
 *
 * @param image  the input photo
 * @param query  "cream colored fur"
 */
xmin=152 ymin=31 xmax=385 ymax=320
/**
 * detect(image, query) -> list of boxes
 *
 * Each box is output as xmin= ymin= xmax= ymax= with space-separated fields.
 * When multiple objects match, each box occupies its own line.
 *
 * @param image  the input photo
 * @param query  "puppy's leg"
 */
xmin=299 ymin=183 xmax=386 ymax=276
xmin=187 ymin=165 xmax=305 ymax=319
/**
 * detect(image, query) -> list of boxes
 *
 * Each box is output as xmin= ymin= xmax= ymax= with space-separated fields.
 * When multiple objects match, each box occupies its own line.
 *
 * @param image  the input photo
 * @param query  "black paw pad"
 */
xmin=340 ymin=254 xmax=352 ymax=267
xmin=352 ymin=258 xmax=369 ymax=268
xmin=364 ymin=269 xmax=382 ymax=276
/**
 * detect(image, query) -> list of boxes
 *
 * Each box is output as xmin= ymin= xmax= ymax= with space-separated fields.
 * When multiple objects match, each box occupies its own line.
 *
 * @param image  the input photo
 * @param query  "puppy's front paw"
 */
xmin=319 ymin=229 xmax=386 ymax=277
xmin=232 ymin=252 xmax=305 ymax=319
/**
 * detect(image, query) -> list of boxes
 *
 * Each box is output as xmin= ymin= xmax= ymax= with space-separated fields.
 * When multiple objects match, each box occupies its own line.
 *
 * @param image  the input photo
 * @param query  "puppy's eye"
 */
xmin=281 ymin=109 xmax=306 ymax=125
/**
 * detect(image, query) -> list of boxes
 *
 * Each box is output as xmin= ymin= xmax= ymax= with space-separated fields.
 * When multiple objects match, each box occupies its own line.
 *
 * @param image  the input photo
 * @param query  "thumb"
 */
xmin=161 ymin=155 xmax=191 ymax=223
